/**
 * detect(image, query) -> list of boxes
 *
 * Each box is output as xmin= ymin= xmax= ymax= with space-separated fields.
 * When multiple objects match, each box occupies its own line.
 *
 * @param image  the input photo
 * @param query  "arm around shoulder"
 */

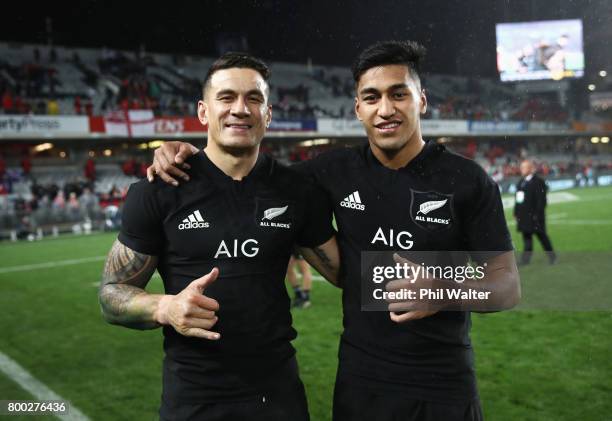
xmin=300 ymin=235 xmax=341 ymax=287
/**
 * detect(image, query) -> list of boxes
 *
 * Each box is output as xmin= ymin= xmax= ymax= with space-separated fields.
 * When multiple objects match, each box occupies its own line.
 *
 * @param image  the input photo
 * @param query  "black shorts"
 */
xmin=159 ymin=357 xmax=309 ymax=421
xmin=333 ymin=372 xmax=483 ymax=421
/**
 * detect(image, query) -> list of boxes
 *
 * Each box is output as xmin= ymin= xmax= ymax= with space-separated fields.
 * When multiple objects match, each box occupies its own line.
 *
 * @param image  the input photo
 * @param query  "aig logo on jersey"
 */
xmin=256 ymin=199 xmax=294 ymax=230
xmin=410 ymin=190 xmax=454 ymax=231
xmin=340 ymin=190 xmax=365 ymax=211
xmin=178 ymin=210 xmax=210 ymax=230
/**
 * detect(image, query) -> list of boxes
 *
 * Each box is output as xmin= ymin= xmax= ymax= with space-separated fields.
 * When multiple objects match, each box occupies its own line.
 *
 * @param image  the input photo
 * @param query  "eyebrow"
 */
xmin=215 ymin=89 xmax=265 ymax=97
xmin=358 ymin=83 xmax=410 ymax=96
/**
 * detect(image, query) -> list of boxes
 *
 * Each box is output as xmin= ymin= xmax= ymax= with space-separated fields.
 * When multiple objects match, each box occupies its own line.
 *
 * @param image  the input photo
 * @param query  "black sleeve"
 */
xmin=463 ymin=169 xmax=513 ymax=261
xmin=293 ymin=156 xmax=337 ymax=198
xmin=537 ymin=178 xmax=547 ymax=211
xmin=296 ymin=180 xmax=335 ymax=248
xmin=513 ymin=181 xmax=520 ymax=217
xmin=118 ymin=180 xmax=164 ymax=255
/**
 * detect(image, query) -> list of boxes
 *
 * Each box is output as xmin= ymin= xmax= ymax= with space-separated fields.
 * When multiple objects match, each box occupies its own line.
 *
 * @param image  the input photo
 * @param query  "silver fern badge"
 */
xmin=418 ymin=199 xmax=448 ymax=215
xmin=262 ymin=206 xmax=288 ymax=220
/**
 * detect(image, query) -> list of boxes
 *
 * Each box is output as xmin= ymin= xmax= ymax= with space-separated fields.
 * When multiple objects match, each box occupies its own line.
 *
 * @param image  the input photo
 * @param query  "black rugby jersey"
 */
xmin=119 ymin=150 xmax=334 ymax=403
xmin=301 ymin=140 xmax=512 ymax=403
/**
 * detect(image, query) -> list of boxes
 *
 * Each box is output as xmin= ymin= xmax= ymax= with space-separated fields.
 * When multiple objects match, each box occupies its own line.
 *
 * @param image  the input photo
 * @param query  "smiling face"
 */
xmin=198 ymin=67 xmax=272 ymax=153
xmin=355 ymin=64 xmax=427 ymax=160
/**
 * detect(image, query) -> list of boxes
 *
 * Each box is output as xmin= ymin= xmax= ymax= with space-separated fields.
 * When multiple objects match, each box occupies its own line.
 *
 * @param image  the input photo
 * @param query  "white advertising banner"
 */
xmin=0 ymin=115 xmax=89 ymax=136
xmin=317 ymin=118 xmax=470 ymax=136
xmin=421 ymin=119 xmax=470 ymax=135
xmin=317 ymin=118 xmax=366 ymax=136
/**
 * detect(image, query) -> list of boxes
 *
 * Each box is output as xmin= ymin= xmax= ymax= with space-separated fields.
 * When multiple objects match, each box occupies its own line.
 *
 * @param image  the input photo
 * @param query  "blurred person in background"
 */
xmin=21 ymin=153 xmax=32 ymax=178
xmin=0 ymin=154 xmax=6 ymax=179
xmin=47 ymin=97 xmax=59 ymax=115
xmin=84 ymin=157 xmax=96 ymax=182
xmin=79 ymin=186 xmax=99 ymax=220
xmin=67 ymin=191 xmax=81 ymax=221
xmin=514 ymin=159 xmax=556 ymax=265
xmin=286 ymin=247 xmax=313 ymax=308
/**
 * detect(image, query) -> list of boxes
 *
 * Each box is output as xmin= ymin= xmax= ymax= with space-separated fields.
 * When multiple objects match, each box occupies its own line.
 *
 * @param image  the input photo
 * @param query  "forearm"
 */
xmin=389 ymin=252 xmax=521 ymax=314
xmin=440 ymin=264 xmax=521 ymax=312
xmin=98 ymin=284 xmax=167 ymax=329
xmin=300 ymin=236 xmax=341 ymax=287
xmin=434 ymin=252 xmax=521 ymax=312
xmin=99 ymin=239 xmax=163 ymax=329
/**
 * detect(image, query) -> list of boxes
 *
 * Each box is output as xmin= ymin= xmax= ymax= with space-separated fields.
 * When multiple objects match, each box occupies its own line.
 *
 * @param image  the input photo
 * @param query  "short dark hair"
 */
xmin=202 ymin=52 xmax=271 ymax=97
xmin=352 ymin=40 xmax=426 ymax=85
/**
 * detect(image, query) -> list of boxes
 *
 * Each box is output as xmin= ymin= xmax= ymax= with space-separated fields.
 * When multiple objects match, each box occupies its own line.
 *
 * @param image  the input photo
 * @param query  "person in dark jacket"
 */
xmin=514 ymin=159 xmax=556 ymax=265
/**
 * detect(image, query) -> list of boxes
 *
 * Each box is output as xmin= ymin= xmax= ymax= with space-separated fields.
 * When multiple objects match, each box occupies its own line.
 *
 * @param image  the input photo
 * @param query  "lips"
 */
xmin=375 ymin=121 xmax=401 ymax=129
xmin=225 ymin=123 xmax=253 ymax=130
xmin=374 ymin=121 xmax=402 ymax=132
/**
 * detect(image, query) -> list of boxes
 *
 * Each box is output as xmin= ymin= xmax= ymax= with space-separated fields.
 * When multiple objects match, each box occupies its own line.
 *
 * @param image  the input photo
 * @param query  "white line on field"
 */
xmin=548 ymin=213 xmax=568 ymax=219
xmin=579 ymin=193 xmax=612 ymax=202
xmin=548 ymin=219 xmax=612 ymax=225
xmin=507 ymin=219 xmax=612 ymax=226
xmin=502 ymin=191 xmax=580 ymax=209
xmin=0 ymin=256 xmax=106 ymax=274
xmin=0 ymin=250 xmax=326 ymax=288
xmin=0 ymin=351 xmax=90 ymax=421
xmin=0 ymin=256 xmax=331 ymax=283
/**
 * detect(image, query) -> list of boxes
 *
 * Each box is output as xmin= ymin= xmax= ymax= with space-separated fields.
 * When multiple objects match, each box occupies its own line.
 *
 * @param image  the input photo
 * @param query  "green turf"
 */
xmin=1 ymin=186 xmax=611 ymax=420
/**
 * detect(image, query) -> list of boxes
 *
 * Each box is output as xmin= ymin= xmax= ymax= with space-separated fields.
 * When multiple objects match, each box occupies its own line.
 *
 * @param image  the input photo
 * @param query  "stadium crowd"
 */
xmin=0 ymin=152 xmax=149 ymax=239
xmin=0 ymin=43 xmax=608 ymax=240
xmin=1 ymin=138 xmax=610 ymax=241
xmin=0 ymin=43 xmax=572 ymax=122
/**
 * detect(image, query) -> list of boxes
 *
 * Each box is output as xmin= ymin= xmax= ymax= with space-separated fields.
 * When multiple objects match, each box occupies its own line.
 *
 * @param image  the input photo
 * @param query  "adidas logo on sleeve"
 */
xmin=340 ymin=191 xmax=365 ymax=211
xmin=178 ymin=210 xmax=210 ymax=230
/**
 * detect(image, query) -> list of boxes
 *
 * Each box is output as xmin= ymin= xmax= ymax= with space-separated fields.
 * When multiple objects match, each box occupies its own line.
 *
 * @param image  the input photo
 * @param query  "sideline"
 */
xmin=0 ymin=351 xmax=90 ymax=420
xmin=0 ymin=256 xmax=106 ymax=274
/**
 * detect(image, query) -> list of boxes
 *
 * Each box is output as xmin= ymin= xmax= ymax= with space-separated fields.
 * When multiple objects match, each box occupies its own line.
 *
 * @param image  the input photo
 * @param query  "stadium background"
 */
xmin=1 ymin=0 xmax=611 ymax=419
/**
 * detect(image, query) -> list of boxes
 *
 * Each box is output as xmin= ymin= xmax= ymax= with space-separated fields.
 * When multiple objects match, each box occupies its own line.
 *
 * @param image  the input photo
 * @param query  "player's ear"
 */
xmin=354 ymin=97 xmax=363 ymax=121
xmin=265 ymin=104 xmax=272 ymax=128
xmin=419 ymin=89 xmax=427 ymax=115
xmin=197 ymin=100 xmax=208 ymax=126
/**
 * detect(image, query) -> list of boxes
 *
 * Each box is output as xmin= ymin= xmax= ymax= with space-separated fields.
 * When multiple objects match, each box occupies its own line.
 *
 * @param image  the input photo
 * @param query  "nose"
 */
xmin=377 ymin=95 xmax=396 ymax=119
xmin=231 ymin=96 xmax=250 ymax=117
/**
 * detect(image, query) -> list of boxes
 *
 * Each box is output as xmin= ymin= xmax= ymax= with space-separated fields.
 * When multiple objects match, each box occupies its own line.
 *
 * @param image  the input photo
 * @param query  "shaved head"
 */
xmin=520 ymin=159 xmax=535 ymax=177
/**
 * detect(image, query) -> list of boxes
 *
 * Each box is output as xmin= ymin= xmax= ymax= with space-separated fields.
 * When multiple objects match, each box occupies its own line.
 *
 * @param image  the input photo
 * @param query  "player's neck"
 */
xmin=370 ymin=136 xmax=425 ymax=170
xmin=204 ymin=143 xmax=259 ymax=180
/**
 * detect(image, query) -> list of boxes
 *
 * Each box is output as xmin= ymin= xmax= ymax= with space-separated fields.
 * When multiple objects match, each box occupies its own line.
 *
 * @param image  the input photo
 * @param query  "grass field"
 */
xmin=1 ymin=186 xmax=611 ymax=420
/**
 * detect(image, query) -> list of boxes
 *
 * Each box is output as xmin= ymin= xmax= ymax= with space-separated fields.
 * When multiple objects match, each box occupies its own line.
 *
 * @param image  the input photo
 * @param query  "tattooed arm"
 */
xmin=98 ymin=240 xmax=162 ymax=330
xmin=99 ymin=240 xmax=222 ymax=338
xmin=300 ymin=236 xmax=341 ymax=287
